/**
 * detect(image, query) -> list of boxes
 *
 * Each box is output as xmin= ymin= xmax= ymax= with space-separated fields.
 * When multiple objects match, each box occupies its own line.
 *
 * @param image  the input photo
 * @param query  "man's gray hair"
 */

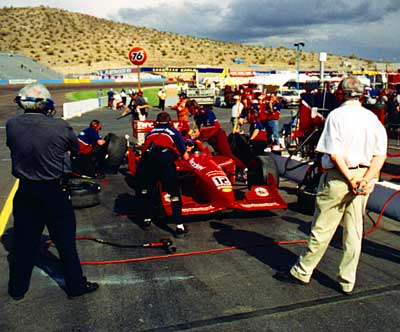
xmin=17 ymin=83 xmax=52 ymax=111
xmin=340 ymin=76 xmax=364 ymax=99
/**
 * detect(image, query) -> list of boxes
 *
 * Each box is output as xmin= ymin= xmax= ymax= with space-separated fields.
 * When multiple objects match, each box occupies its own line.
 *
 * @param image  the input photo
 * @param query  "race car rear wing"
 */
xmin=132 ymin=120 xmax=189 ymax=138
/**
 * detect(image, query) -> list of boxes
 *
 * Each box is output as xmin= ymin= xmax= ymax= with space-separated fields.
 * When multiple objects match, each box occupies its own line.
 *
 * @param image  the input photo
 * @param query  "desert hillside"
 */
xmin=0 ymin=6 xmax=374 ymax=75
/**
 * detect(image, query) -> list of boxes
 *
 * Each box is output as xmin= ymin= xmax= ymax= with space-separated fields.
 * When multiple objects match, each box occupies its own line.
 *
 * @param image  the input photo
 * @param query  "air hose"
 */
xmin=47 ymin=189 xmax=398 ymax=266
xmin=283 ymin=128 xmax=320 ymax=175
xmin=45 ymin=237 xmax=177 ymax=254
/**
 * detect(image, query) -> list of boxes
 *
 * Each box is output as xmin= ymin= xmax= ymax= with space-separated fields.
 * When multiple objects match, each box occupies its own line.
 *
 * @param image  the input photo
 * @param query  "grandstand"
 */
xmin=0 ymin=53 xmax=63 ymax=80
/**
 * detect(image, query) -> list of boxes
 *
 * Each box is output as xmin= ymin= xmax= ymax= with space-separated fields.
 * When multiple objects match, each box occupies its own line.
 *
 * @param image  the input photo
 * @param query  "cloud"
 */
xmin=3 ymin=0 xmax=398 ymax=60
xmin=110 ymin=1 xmax=225 ymax=36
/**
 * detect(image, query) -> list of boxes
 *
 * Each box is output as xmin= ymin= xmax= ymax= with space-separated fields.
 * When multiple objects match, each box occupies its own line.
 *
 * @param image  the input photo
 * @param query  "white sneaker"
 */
xmin=264 ymin=147 xmax=272 ymax=153
xmin=243 ymin=168 xmax=248 ymax=181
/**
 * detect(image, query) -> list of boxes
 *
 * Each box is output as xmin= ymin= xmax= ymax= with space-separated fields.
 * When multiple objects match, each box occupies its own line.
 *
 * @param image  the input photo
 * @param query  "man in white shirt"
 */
xmin=157 ymin=88 xmax=167 ymax=111
xmin=274 ymin=76 xmax=387 ymax=295
xmin=231 ymin=95 xmax=243 ymax=132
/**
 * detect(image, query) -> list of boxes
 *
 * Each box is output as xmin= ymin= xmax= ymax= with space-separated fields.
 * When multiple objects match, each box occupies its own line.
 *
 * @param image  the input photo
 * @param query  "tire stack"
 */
xmin=68 ymin=179 xmax=101 ymax=209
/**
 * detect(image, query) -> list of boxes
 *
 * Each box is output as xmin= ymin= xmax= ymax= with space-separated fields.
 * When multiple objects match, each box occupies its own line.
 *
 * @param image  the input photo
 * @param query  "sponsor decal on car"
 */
xmin=254 ymin=187 xmax=269 ymax=197
xmin=189 ymin=159 xmax=206 ymax=171
xmin=212 ymin=176 xmax=232 ymax=190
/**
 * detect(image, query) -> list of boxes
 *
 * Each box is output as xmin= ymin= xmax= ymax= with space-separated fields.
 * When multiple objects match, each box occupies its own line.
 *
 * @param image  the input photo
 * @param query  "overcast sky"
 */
xmin=2 ymin=0 xmax=399 ymax=62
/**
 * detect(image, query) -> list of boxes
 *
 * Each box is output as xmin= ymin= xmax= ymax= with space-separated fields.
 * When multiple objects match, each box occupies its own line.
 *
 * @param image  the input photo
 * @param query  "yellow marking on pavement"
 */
xmin=0 ymin=179 xmax=18 ymax=236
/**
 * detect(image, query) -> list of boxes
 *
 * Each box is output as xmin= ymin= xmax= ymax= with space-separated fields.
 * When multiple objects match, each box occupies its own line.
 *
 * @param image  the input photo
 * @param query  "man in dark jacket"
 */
xmin=6 ymin=83 xmax=98 ymax=300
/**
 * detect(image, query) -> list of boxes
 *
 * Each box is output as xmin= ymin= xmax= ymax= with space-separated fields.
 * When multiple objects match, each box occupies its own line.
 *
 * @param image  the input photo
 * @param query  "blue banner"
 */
xmin=90 ymin=79 xmax=115 ymax=83
xmin=38 ymin=79 xmax=64 ymax=84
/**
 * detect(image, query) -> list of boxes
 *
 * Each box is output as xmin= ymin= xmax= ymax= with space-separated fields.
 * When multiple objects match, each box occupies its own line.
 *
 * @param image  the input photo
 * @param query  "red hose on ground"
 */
xmin=363 ymin=189 xmax=400 ymax=236
xmin=80 ymin=240 xmax=309 ymax=266
xmin=380 ymin=172 xmax=400 ymax=179
xmin=387 ymin=151 xmax=400 ymax=158
xmin=76 ymin=190 xmax=400 ymax=266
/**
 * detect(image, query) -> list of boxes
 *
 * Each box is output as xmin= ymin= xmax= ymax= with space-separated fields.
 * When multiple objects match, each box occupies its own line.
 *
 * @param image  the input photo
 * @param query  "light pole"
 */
xmin=294 ymin=42 xmax=305 ymax=90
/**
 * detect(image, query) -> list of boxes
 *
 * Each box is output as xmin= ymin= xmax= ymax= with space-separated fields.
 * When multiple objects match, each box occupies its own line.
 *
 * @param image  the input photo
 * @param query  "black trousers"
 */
xmin=159 ymin=99 xmax=165 ymax=111
xmin=135 ymin=147 xmax=182 ymax=224
xmin=8 ymin=180 xmax=86 ymax=297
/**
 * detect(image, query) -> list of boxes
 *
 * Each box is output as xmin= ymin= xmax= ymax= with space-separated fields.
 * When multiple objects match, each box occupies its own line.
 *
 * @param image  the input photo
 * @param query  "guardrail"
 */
xmin=63 ymin=97 xmax=107 ymax=120
xmin=2 ymin=77 xmax=168 ymax=85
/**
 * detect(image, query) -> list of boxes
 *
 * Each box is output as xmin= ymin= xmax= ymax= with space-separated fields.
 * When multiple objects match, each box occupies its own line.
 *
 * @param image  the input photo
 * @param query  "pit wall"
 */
xmin=270 ymin=153 xmax=400 ymax=221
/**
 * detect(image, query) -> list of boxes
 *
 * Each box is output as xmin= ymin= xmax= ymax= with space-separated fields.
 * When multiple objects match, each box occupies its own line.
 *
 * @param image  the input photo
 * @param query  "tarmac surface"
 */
xmin=0 ymin=86 xmax=400 ymax=332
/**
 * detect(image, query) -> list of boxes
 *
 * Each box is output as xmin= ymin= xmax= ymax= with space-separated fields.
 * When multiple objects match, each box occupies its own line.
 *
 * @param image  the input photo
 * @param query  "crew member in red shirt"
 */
xmin=135 ymin=112 xmax=190 ymax=238
xmin=171 ymin=92 xmax=189 ymax=122
xmin=72 ymin=120 xmax=106 ymax=177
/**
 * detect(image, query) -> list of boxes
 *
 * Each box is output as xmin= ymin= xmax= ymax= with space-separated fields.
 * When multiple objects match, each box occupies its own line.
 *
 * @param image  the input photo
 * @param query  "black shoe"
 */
xmin=273 ymin=271 xmax=307 ymax=285
xmin=68 ymin=282 xmax=99 ymax=299
xmin=174 ymin=225 xmax=189 ymax=238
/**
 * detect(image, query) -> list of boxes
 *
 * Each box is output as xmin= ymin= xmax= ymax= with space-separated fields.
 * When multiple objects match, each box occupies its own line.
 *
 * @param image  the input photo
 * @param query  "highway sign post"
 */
xmin=128 ymin=47 xmax=148 ymax=90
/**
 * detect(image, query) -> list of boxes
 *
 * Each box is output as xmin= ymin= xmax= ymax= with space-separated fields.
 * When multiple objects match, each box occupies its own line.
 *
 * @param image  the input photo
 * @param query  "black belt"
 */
xmin=348 ymin=165 xmax=369 ymax=169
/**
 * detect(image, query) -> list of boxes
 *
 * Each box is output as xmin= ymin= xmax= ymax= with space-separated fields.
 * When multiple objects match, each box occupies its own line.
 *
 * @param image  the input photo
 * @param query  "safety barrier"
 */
xmin=38 ymin=79 xmax=64 ymax=84
xmin=90 ymin=79 xmax=114 ymax=83
xmin=64 ymin=78 xmax=92 ymax=84
xmin=0 ymin=78 xmax=169 ymax=85
xmin=63 ymin=97 xmax=106 ymax=120
xmin=8 ymin=79 xmax=37 ymax=85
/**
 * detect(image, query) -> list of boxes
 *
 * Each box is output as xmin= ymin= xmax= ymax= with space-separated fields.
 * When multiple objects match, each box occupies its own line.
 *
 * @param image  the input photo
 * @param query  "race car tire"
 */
xmin=124 ymin=173 xmax=136 ymax=191
xmin=247 ymin=155 xmax=280 ymax=189
xmin=68 ymin=179 xmax=101 ymax=209
xmin=103 ymin=133 xmax=128 ymax=170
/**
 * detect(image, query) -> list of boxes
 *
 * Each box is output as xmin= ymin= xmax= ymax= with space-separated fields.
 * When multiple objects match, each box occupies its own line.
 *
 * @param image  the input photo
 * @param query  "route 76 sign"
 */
xmin=128 ymin=47 xmax=147 ymax=66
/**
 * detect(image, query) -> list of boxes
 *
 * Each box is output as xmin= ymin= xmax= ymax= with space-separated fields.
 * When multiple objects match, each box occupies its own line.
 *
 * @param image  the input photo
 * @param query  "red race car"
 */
xmin=126 ymin=120 xmax=287 ymax=217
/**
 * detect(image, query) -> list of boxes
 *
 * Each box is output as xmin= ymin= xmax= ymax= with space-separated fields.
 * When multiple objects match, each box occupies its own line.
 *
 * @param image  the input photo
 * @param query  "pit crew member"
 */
xmin=247 ymin=109 xmax=267 ymax=155
xmin=6 ymin=83 xmax=98 ymax=300
xmin=135 ymin=112 xmax=190 ymax=238
xmin=72 ymin=119 xmax=106 ymax=177
xmin=186 ymin=99 xmax=247 ymax=172
xmin=121 ymin=90 xmax=149 ymax=145
xmin=265 ymin=92 xmax=281 ymax=151
xmin=171 ymin=92 xmax=189 ymax=122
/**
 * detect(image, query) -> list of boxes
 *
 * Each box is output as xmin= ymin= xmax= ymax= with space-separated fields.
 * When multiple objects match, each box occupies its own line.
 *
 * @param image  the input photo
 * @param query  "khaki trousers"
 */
xmin=291 ymin=168 xmax=373 ymax=292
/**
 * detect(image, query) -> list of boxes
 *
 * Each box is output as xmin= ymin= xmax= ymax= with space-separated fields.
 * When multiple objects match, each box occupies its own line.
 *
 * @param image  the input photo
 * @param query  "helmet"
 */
xmin=15 ymin=83 xmax=55 ymax=116
xmin=89 ymin=119 xmax=102 ymax=132
xmin=155 ymin=112 xmax=172 ymax=126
